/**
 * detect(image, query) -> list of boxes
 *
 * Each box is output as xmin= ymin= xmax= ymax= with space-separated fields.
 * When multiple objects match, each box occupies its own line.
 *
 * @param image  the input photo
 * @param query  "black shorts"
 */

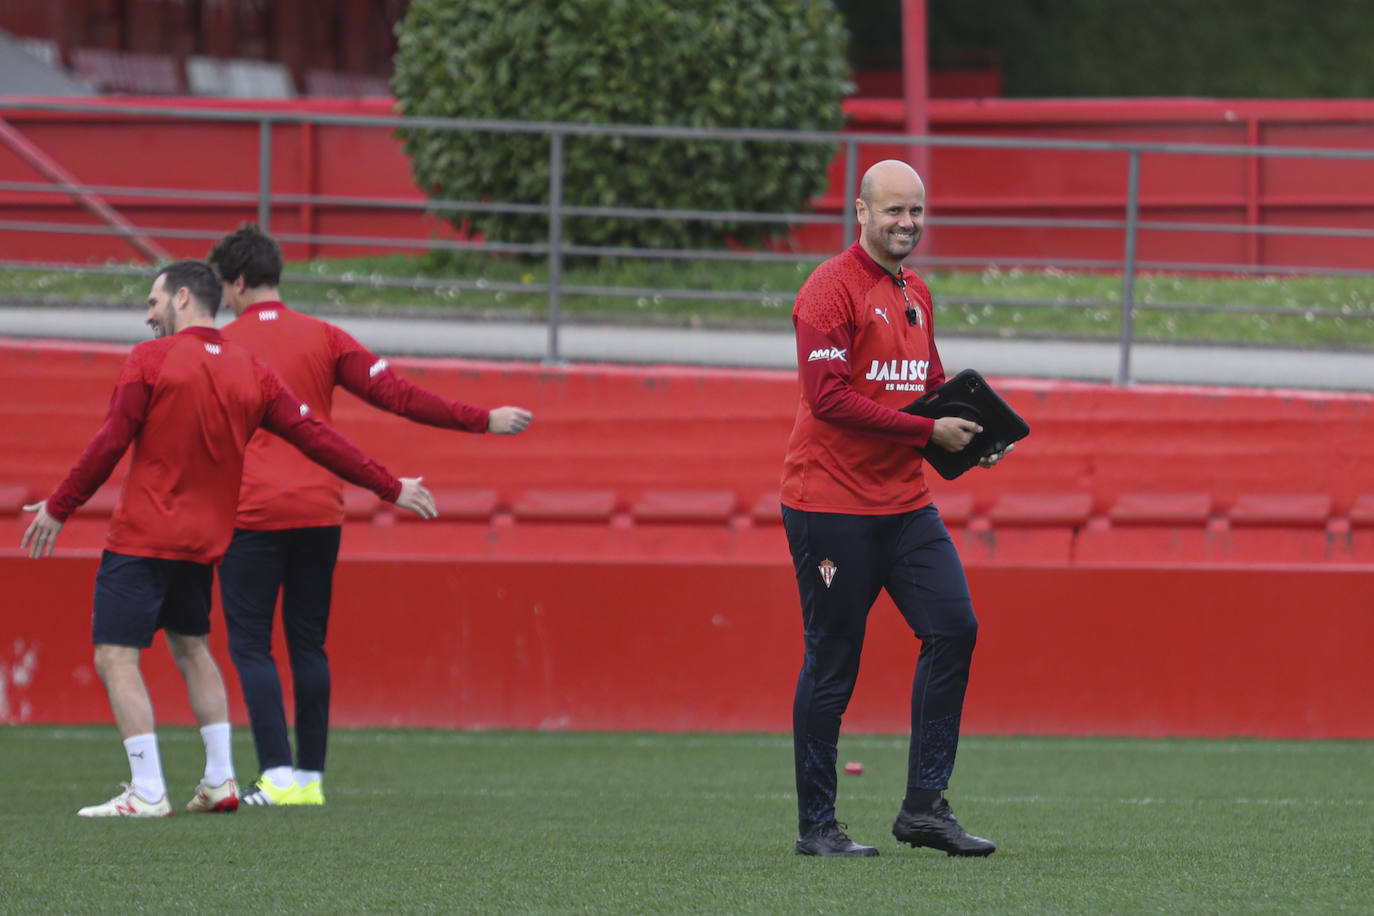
xmin=91 ymin=551 xmax=214 ymax=648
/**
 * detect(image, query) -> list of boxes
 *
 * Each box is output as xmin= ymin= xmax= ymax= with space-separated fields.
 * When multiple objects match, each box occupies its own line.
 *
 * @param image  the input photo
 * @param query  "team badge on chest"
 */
xmin=818 ymin=558 xmax=837 ymax=588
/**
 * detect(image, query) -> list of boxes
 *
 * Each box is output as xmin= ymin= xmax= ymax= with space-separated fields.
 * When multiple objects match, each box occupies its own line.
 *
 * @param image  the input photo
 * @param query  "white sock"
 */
xmin=123 ymin=733 xmax=165 ymax=802
xmin=199 ymin=722 xmax=234 ymax=786
xmin=294 ymin=769 xmax=322 ymax=787
xmin=264 ymin=766 xmax=294 ymax=788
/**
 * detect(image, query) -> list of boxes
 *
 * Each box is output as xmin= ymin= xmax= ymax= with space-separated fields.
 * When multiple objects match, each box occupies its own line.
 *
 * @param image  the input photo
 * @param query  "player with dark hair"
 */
xmin=781 ymin=160 xmax=1011 ymax=856
xmin=208 ymin=224 xmax=532 ymax=806
xmin=21 ymin=259 xmax=436 ymax=817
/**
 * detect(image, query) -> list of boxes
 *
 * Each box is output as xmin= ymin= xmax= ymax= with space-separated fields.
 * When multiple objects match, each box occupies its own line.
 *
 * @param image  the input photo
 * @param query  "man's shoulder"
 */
xmin=801 ymin=247 xmax=880 ymax=297
xmin=224 ymin=303 xmax=328 ymax=334
xmin=124 ymin=334 xmax=185 ymax=376
xmin=794 ymin=248 xmax=878 ymax=329
xmin=223 ymin=305 xmax=343 ymax=361
xmin=129 ymin=335 xmax=178 ymax=358
xmin=132 ymin=333 xmax=262 ymax=391
xmin=194 ymin=337 xmax=268 ymax=384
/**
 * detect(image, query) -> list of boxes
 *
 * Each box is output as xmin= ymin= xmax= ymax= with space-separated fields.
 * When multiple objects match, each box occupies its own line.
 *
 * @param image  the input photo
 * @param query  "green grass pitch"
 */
xmin=1 ymin=727 xmax=1369 ymax=914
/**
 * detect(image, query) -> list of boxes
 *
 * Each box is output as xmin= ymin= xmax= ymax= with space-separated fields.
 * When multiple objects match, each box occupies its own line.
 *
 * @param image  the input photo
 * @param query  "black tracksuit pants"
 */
xmin=219 ymin=525 xmax=341 ymax=774
xmin=783 ymin=504 xmax=978 ymax=829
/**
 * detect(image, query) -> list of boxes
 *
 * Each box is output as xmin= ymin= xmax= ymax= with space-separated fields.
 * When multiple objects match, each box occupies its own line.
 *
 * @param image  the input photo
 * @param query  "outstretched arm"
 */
xmin=257 ymin=369 xmax=436 ymax=517
xmin=336 ymin=346 xmax=502 ymax=433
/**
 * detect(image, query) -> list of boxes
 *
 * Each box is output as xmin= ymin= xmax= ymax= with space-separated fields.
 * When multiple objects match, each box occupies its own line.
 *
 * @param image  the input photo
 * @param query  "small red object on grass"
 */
xmin=843 ymin=761 xmax=863 ymax=775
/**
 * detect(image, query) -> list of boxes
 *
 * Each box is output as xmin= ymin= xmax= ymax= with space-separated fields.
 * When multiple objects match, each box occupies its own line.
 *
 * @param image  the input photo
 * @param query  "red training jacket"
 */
xmin=44 ymin=326 xmax=402 ymax=564
xmin=780 ymin=242 xmax=947 ymax=515
xmin=221 ymin=302 xmax=489 ymax=529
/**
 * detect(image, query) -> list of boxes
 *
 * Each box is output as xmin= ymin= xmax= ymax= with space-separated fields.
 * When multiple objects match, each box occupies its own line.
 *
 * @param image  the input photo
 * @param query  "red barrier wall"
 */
xmin=2 ymin=339 xmax=1372 ymax=736
xmin=2 ymin=557 xmax=1370 ymax=738
xmin=2 ymin=97 xmax=1373 ymax=268
xmin=4 ymin=338 xmax=1373 ymax=563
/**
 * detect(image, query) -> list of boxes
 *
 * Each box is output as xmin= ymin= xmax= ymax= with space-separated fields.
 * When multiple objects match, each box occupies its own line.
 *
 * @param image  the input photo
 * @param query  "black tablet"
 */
xmin=900 ymin=369 xmax=1030 ymax=480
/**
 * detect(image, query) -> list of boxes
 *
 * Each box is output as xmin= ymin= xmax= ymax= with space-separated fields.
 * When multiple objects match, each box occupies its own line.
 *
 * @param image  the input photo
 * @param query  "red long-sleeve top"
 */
xmin=780 ymin=242 xmax=947 ymax=515
xmin=221 ymin=302 xmax=489 ymax=529
xmin=44 ymin=326 xmax=401 ymax=563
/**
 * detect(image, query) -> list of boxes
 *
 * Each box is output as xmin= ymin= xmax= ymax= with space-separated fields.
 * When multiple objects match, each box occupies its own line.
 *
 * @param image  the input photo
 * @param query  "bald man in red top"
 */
xmin=209 ymin=224 xmax=531 ymax=807
xmin=781 ymin=161 xmax=1010 ymax=858
xmin=21 ymin=260 xmax=436 ymax=818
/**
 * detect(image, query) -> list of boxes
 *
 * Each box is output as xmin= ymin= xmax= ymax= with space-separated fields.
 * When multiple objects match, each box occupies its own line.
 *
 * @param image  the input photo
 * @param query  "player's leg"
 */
xmin=163 ymin=560 xmax=238 ymax=812
xmin=885 ymin=504 xmax=994 ymax=855
xmin=80 ymin=552 xmax=172 ymax=816
xmin=95 ymin=643 xmax=155 ymax=737
xmin=783 ymin=507 xmax=889 ymax=856
xmin=278 ymin=525 xmax=340 ymax=805
xmin=166 ymin=630 xmax=230 ymax=725
xmin=218 ymin=528 xmax=292 ymax=795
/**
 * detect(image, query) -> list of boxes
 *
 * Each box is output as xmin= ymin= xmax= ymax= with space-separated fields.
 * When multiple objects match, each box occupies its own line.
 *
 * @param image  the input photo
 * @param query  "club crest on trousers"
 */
xmin=818 ymin=559 xmax=837 ymax=588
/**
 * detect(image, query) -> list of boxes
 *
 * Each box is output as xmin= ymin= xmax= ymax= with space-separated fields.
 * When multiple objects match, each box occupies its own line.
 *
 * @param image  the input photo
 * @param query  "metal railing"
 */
xmin=1 ymin=100 xmax=1373 ymax=382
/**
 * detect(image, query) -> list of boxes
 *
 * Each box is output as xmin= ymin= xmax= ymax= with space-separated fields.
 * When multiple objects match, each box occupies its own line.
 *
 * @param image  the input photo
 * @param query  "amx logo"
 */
xmin=368 ymin=358 xmax=389 ymax=378
xmin=203 ymin=343 xmax=221 ymax=355
xmin=807 ymin=347 xmax=847 ymax=362
xmin=258 ymin=310 xmax=279 ymax=321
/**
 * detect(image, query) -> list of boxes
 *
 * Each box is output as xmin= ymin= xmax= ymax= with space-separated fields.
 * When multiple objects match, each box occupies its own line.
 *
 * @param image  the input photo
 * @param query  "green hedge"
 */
xmin=392 ymin=0 xmax=850 ymax=251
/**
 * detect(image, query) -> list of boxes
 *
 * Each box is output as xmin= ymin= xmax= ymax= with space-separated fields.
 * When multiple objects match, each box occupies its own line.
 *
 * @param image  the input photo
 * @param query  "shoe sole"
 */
xmin=241 ymin=796 xmax=322 ymax=807
xmin=188 ymin=798 xmax=239 ymax=813
xmin=893 ymin=835 xmax=995 ymax=857
xmin=794 ymin=845 xmax=880 ymax=857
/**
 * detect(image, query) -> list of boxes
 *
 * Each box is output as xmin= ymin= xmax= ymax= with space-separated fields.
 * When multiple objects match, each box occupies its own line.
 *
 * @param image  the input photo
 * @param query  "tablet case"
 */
xmin=901 ymin=369 xmax=1030 ymax=480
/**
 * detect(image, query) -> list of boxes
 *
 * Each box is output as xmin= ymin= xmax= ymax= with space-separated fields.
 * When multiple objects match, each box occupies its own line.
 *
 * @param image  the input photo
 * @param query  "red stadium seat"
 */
xmin=623 ymin=490 xmax=737 ymax=559
xmin=988 ymin=492 xmax=1093 ymax=527
xmin=343 ymin=488 xmax=384 ymax=521
xmin=630 ymin=490 xmax=736 ymax=524
xmin=511 ymin=489 xmax=617 ymax=522
xmin=1221 ymin=493 xmax=1335 ymax=564
xmin=749 ymin=492 xmax=784 ymax=527
xmin=490 ymin=489 xmax=620 ymax=557
xmin=71 ymin=48 xmax=184 ymax=94
xmin=0 ymin=483 xmax=29 ymax=516
xmin=1339 ymin=494 xmax=1374 ymax=562
xmin=982 ymin=492 xmax=1093 ymax=565
xmin=931 ymin=491 xmax=975 ymax=530
xmin=1108 ymin=491 xmax=1213 ymax=526
xmin=1077 ymin=492 xmax=1220 ymax=565
xmin=1226 ymin=493 xmax=1331 ymax=527
xmin=1347 ymin=494 xmax=1374 ymax=527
